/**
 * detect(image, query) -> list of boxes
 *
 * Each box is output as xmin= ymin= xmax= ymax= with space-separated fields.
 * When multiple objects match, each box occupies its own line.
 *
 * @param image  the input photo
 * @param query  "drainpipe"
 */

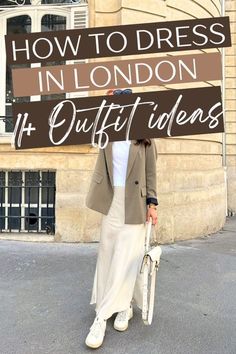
xmin=221 ymin=0 xmax=228 ymax=216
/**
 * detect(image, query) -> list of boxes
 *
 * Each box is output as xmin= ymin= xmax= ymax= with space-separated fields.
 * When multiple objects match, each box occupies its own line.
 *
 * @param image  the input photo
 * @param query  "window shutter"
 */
xmin=68 ymin=5 xmax=88 ymax=99
xmin=72 ymin=6 xmax=88 ymax=30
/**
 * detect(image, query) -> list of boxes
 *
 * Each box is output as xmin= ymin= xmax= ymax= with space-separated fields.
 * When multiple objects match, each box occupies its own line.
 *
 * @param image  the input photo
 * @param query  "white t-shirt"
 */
xmin=112 ymin=140 xmax=131 ymax=186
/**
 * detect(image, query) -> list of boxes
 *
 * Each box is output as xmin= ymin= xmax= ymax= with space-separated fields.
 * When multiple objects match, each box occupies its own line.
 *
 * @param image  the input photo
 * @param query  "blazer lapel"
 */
xmin=104 ymin=141 xmax=113 ymax=186
xmin=104 ymin=140 xmax=140 ymax=185
xmin=126 ymin=140 xmax=140 ymax=179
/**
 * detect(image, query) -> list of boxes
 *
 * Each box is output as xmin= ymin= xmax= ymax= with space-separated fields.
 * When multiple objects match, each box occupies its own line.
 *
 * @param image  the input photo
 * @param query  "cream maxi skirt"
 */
xmin=90 ymin=186 xmax=146 ymax=320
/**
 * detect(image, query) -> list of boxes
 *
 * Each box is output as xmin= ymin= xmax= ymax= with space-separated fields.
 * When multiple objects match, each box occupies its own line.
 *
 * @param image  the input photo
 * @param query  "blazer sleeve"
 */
xmin=145 ymin=139 xmax=158 ymax=206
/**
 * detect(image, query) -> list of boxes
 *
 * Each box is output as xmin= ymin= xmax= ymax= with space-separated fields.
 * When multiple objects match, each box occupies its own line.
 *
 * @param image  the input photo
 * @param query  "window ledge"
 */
xmin=0 ymin=135 xmax=12 ymax=144
xmin=0 ymin=233 xmax=55 ymax=243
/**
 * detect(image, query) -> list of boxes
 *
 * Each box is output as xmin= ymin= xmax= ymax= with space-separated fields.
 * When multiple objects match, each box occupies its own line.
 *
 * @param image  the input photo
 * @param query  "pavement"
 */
xmin=0 ymin=217 xmax=236 ymax=354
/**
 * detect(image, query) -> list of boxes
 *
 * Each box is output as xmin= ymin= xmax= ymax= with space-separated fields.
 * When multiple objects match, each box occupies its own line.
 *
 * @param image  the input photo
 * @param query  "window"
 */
xmin=0 ymin=170 xmax=56 ymax=234
xmin=5 ymin=15 xmax=31 ymax=133
xmin=0 ymin=2 xmax=88 ymax=135
xmin=41 ymin=14 xmax=67 ymax=102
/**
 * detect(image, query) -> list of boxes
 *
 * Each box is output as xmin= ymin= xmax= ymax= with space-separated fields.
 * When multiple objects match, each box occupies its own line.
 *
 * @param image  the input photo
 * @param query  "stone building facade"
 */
xmin=0 ymin=0 xmax=235 ymax=243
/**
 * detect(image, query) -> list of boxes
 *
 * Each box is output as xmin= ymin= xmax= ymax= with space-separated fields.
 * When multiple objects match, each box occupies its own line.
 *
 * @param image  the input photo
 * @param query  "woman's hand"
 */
xmin=146 ymin=207 xmax=158 ymax=225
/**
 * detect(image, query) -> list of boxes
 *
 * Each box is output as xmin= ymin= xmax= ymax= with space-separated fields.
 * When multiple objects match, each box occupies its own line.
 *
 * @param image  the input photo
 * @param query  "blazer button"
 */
xmin=135 ymin=180 xmax=139 ymax=185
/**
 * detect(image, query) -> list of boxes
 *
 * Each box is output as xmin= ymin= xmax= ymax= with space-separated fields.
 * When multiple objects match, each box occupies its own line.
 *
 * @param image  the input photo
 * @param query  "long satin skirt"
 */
xmin=89 ymin=186 xmax=146 ymax=320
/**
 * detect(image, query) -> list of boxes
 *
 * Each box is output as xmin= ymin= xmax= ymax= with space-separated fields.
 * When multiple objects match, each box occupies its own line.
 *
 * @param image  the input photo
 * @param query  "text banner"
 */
xmin=12 ymin=52 xmax=222 ymax=97
xmin=12 ymin=86 xmax=224 ymax=150
xmin=5 ymin=17 xmax=231 ymax=65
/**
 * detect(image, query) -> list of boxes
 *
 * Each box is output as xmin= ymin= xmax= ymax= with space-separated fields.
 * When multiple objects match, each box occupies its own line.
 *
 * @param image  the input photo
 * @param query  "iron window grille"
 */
xmin=0 ymin=170 xmax=56 ymax=234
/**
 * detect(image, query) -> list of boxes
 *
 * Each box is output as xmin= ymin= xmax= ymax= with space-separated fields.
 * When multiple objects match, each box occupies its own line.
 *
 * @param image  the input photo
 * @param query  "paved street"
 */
xmin=0 ymin=217 xmax=235 ymax=354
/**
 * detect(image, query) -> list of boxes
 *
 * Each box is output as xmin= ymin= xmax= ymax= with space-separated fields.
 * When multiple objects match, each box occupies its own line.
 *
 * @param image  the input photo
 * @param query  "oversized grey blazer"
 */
xmin=85 ymin=139 xmax=158 ymax=224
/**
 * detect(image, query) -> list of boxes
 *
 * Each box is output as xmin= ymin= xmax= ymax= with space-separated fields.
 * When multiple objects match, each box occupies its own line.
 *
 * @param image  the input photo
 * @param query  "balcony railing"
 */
xmin=1 ymin=0 xmax=88 ymax=7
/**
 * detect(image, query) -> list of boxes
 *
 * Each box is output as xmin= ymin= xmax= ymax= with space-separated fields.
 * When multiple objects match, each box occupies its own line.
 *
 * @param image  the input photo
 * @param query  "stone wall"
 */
xmin=1 ymin=0 xmax=233 ymax=243
xmin=85 ymin=0 xmax=227 ymax=243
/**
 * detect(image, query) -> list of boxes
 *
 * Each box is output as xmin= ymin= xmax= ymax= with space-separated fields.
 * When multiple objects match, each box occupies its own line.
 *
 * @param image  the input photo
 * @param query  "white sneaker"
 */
xmin=114 ymin=304 xmax=133 ymax=331
xmin=85 ymin=315 xmax=107 ymax=349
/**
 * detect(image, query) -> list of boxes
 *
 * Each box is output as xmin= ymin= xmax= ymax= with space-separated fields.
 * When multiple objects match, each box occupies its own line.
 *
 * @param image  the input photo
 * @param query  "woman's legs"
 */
xmin=89 ymin=186 xmax=146 ymax=321
xmin=131 ymin=253 xmax=145 ymax=311
xmin=95 ymin=222 xmax=146 ymax=320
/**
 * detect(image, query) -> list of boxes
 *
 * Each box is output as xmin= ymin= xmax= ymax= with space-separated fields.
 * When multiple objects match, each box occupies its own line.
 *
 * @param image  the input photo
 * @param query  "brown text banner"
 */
xmin=12 ymin=86 xmax=224 ymax=150
xmin=12 ymin=53 xmax=222 ymax=97
xmin=5 ymin=17 xmax=231 ymax=65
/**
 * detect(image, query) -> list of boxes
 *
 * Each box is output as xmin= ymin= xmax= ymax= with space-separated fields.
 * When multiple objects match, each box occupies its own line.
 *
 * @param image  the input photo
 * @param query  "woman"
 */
xmin=85 ymin=88 xmax=158 ymax=349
